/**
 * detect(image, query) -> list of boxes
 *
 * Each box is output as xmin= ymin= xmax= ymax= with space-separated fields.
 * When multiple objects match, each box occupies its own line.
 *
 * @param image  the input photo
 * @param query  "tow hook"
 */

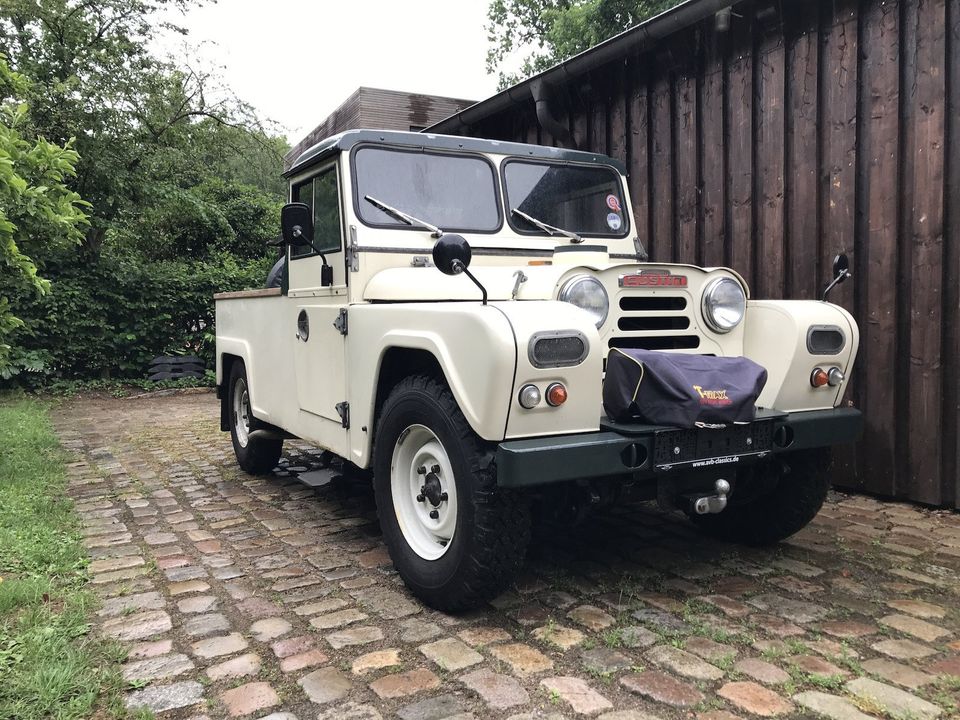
xmin=690 ymin=479 xmax=730 ymax=515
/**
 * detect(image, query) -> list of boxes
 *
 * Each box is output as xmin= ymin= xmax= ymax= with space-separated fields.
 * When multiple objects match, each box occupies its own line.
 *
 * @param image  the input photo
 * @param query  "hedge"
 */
xmin=4 ymin=250 xmax=275 ymax=386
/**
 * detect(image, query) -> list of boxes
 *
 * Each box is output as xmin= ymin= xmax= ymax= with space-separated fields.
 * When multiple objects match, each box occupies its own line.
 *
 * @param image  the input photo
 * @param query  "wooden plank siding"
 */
xmin=449 ymin=0 xmax=959 ymax=507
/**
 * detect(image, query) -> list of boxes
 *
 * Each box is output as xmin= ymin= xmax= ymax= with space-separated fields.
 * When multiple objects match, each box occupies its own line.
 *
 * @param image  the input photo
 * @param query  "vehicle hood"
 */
xmin=362 ymin=264 xmax=571 ymax=302
xmin=361 ymin=258 xmax=746 ymax=303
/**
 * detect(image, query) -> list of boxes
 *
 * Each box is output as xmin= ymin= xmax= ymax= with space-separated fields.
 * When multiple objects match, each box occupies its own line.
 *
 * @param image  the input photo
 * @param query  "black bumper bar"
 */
xmin=495 ymin=407 xmax=863 ymax=489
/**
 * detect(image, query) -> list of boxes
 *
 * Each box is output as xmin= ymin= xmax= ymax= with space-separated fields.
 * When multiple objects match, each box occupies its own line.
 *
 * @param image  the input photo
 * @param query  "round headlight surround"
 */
xmin=558 ymin=275 xmax=609 ymax=328
xmin=701 ymin=276 xmax=746 ymax=333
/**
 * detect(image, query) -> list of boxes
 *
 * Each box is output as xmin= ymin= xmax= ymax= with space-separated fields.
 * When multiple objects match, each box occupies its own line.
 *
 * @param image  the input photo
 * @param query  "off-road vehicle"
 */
xmin=215 ymin=130 xmax=861 ymax=610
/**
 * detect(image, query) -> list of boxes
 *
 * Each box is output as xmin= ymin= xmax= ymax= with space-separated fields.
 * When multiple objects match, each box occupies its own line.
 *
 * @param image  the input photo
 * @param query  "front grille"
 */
xmin=608 ymin=293 xmax=700 ymax=352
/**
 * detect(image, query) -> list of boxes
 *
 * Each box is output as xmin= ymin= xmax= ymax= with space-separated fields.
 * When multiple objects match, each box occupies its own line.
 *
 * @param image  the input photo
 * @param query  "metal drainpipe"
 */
xmin=530 ymin=79 xmax=576 ymax=149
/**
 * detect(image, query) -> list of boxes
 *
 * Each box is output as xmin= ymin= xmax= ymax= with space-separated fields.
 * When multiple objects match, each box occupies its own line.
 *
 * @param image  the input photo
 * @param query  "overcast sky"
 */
xmin=156 ymin=0 xmax=504 ymax=144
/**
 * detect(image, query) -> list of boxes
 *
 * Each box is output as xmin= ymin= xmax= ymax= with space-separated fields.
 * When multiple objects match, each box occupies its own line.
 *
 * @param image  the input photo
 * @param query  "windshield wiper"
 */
xmin=364 ymin=195 xmax=443 ymax=238
xmin=511 ymin=208 xmax=582 ymax=244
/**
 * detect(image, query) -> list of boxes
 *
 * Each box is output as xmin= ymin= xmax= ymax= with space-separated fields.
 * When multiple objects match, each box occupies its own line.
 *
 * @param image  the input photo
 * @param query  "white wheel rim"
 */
xmin=390 ymin=424 xmax=458 ymax=560
xmin=233 ymin=378 xmax=251 ymax=448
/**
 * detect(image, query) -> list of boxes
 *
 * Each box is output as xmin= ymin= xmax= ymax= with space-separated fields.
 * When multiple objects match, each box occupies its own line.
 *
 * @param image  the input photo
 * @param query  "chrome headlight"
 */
xmin=559 ymin=275 xmax=609 ymax=328
xmin=702 ymin=277 xmax=746 ymax=333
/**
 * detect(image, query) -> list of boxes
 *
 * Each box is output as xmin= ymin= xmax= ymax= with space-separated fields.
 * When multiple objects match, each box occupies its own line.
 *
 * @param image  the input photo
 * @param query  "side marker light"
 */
xmin=546 ymin=383 xmax=568 ymax=406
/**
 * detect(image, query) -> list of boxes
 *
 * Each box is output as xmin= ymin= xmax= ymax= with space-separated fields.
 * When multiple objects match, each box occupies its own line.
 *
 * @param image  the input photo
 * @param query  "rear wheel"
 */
xmin=373 ymin=374 xmax=530 ymax=611
xmin=229 ymin=360 xmax=283 ymax=475
xmin=688 ymin=450 xmax=831 ymax=545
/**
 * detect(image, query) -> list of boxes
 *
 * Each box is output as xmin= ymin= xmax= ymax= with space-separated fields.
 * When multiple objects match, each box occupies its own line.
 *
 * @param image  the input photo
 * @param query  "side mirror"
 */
xmin=832 ymin=253 xmax=850 ymax=283
xmin=281 ymin=203 xmax=314 ymax=247
xmin=432 ymin=234 xmax=487 ymax=305
xmin=822 ymin=252 xmax=852 ymax=301
xmin=432 ymin=234 xmax=472 ymax=276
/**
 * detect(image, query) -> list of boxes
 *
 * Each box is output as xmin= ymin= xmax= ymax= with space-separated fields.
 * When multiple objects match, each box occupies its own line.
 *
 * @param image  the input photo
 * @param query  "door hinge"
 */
xmin=333 ymin=308 xmax=348 ymax=335
xmin=335 ymin=401 xmax=350 ymax=429
xmin=346 ymin=225 xmax=359 ymax=272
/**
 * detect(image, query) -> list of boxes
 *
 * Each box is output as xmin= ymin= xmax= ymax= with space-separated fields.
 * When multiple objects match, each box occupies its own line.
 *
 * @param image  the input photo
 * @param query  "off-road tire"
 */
xmin=228 ymin=360 xmax=283 ymax=475
xmin=373 ymin=374 xmax=531 ymax=611
xmin=688 ymin=450 xmax=831 ymax=545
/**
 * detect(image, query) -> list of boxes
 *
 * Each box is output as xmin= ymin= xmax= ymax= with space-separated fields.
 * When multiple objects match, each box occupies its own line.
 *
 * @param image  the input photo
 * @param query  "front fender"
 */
xmin=743 ymin=300 xmax=860 ymax=411
xmin=346 ymin=303 xmax=518 ymax=467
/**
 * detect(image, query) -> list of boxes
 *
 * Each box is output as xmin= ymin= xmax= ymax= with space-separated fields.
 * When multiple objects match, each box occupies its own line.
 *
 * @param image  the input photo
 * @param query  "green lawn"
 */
xmin=0 ymin=395 xmax=130 ymax=719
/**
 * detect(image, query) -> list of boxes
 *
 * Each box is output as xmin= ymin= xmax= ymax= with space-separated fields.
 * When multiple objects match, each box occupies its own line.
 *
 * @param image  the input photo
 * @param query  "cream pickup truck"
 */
xmin=215 ymin=130 xmax=862 ymax=610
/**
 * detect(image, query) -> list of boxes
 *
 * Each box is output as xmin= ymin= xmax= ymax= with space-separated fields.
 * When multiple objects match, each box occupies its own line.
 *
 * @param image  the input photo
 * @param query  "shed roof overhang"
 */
xmin=426 ymin=0 xmax=733 ymax=136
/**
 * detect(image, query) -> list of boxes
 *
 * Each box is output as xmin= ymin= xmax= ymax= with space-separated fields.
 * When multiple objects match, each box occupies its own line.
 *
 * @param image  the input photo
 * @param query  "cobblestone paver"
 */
xmin=54 ymin=391 xmax=960 ymax=719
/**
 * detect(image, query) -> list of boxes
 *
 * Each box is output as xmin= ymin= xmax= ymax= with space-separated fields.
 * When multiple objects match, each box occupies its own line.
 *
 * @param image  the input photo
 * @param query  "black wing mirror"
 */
xmin=281 ymin=203 xmax=314 ymax=247
xmin=432 ymin=234 xmax=487 ymax=305
xmin=822 ymin=253 xmax=852 ymax=301
xmin=278 ymin=203 xmax=333 ymax=287
xmin=432 ymin=234 xmax=472 ymax=275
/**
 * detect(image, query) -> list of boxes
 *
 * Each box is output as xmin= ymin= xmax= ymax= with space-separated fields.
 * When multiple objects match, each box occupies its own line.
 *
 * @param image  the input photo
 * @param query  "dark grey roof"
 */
xmin=283 ymin=129 xmax=627 ymax=177
xmin=426 ymin=0 xmax=731 ymax=134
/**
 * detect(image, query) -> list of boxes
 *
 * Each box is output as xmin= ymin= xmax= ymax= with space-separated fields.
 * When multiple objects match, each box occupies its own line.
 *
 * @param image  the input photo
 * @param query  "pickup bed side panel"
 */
xmin=346 ymin=303 xmax=517 ymax=468
xmin=216 ymin=296 xmax=299 ymax=430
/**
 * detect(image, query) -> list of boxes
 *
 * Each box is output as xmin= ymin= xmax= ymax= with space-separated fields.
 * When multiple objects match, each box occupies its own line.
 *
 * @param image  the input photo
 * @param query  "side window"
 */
xmin=290 ymin=166 xmax=342 ymax=259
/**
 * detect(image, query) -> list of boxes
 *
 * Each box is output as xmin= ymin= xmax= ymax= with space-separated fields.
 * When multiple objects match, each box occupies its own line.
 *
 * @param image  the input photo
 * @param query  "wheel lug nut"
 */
xmin=429 ymin=509 xmax=439 ymax=519
xmin=416 ymin=494 xmax=425 ymax=502
xmin=439 ymin=491 xmax=448 ymax=502
xmin=431 ymin=464 xmax=441 ymax=474
xmin=417 ymin=466 xmax=426 ymax=475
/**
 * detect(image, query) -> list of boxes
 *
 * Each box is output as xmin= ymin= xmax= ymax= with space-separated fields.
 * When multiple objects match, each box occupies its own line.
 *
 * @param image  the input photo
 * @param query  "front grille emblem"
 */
xmin=619 ymin=271 xmax=688 ymax=288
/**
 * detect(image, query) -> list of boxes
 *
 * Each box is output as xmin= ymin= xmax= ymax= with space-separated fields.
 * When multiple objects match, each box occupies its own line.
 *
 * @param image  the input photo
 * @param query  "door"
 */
xmin=288 ymin=161 xmax=350 ymax=429
xmin=294 ymin=305 xmax=346 ymax=423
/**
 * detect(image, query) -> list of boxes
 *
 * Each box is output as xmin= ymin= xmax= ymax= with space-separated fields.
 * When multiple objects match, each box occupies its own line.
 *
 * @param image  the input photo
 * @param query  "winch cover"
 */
xmin=603 ymin=348 xmax=768 ymax=427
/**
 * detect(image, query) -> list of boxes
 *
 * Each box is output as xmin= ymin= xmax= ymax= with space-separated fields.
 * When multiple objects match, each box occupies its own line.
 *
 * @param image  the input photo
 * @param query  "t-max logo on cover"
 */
xmin=693 ymin=385 xmax=733 ymax=406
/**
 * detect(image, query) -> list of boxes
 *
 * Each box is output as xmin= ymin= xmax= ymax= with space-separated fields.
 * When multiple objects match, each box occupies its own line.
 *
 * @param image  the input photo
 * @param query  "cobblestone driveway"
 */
xmin=54 ymin=391 xmax=960 ymax=720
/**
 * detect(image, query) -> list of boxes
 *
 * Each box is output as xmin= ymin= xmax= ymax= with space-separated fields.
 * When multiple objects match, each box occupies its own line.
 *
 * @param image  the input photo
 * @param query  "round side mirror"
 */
xmin=281 ymin=202 xmax=314 ymax=246
xmin=432 ymin=234 xmax=472 ymax=276
xmin=832 ymin=253 xmax=850 ymax=282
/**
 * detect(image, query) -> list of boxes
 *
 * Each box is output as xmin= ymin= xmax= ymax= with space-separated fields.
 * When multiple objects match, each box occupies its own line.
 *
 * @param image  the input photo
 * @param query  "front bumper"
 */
xmin=495 ymin=407 xmax=863 ymax=488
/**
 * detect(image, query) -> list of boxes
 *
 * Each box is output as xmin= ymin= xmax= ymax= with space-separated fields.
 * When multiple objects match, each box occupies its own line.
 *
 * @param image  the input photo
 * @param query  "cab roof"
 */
xmin=283 ymin=129 xmax=627 ymax=178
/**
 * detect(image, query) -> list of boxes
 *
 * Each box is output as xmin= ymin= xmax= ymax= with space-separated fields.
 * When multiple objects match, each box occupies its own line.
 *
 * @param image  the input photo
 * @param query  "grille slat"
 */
xmin=620 ymin=297 xmax=687 ymax=312
xmin=618 ymin=316 xmax=690 ymax=332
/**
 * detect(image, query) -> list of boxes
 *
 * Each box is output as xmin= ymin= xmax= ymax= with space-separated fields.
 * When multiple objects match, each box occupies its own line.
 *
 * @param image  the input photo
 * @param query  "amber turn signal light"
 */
xmin=546 ymin=382 xmax=568 ymax=406
xmin=810 ymin=368 xmax=829 ymax=388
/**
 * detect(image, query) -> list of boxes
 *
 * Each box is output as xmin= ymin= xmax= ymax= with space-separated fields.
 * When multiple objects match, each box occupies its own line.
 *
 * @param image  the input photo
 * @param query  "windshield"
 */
xmin=353 ymin=147 xmax=501 ymax=232
xmin=503 ymin=160 xmax=629 ymax=238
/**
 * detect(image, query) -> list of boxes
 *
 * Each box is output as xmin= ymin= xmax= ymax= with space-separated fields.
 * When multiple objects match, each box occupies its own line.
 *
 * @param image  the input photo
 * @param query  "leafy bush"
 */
xmin=3 ymin=250 xmax=274 ymax=386
xmin=0 ymin=54 xmax=88 ymax=372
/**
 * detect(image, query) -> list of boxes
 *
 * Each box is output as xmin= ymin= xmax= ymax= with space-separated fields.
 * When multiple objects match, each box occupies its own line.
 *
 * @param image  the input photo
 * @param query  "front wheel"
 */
xmin=228 ymin=360 xmax=283 ymax=475
xmin=688 ymin=450 xmax=831 ymax=545
xmin=373 ymin=375 xmax=530 ymax=611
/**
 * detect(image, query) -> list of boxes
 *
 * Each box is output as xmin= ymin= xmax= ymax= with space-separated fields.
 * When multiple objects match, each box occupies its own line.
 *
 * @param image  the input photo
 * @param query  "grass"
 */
xmin=0 ymin=394 xmax=132 ymax=720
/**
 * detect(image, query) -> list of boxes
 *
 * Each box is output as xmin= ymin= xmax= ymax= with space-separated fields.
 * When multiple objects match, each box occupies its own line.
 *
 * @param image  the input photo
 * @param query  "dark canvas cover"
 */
xmin=603 ymin=348 xmax=768 ymax=427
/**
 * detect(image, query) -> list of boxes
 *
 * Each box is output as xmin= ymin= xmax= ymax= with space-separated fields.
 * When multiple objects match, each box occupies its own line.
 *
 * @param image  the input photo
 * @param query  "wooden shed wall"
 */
xmin=458 ymin=0 xmax=960 ymax=507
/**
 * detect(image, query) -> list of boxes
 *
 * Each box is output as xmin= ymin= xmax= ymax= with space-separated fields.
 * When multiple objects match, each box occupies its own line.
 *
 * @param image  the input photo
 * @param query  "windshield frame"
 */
xmin=501 ymin=158 xmax=631 ymax=240
xmin=349 ymin=143 xmax=504 ymax=235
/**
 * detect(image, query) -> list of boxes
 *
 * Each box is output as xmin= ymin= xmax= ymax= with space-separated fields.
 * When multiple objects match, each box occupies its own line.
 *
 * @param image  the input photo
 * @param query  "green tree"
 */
xmin=487 ymin=0 xmax=679 ymax=88
xmin=0 ymin=54 xmax=87 ymax=375
xmin=0 ymin=2 xmax=289 ymax=385
xmin=0 ymin=1 xmax=280 ymax=255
